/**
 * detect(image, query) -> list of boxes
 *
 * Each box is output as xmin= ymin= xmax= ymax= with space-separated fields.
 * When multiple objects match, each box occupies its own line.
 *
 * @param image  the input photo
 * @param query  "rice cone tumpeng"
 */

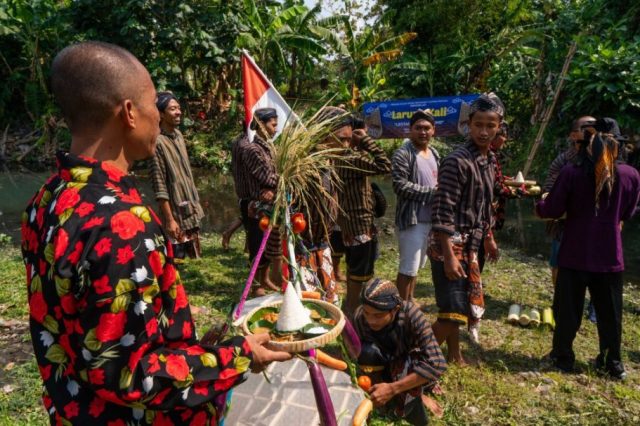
xmin=276 ymin=282 xmax=312 ymax=332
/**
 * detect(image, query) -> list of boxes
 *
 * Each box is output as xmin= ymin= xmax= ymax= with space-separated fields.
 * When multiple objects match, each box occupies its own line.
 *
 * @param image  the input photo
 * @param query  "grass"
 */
xmin=1 ymin=231 xmax=640 ymax=425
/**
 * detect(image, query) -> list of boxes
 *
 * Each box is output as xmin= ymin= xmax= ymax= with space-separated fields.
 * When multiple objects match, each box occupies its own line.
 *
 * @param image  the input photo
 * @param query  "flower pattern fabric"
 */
xmin=22 ymin=152 xmax=252 ymax=425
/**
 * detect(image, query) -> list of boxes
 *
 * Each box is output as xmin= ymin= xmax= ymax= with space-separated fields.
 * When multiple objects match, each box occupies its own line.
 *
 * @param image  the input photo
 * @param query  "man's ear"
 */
xmin=120 ymin=99 xmax=136 ymax=129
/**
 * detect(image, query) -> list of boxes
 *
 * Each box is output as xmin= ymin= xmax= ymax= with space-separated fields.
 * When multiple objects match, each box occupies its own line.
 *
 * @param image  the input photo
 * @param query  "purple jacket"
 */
xmin=536 ymin=163 xmax=640 ymax=272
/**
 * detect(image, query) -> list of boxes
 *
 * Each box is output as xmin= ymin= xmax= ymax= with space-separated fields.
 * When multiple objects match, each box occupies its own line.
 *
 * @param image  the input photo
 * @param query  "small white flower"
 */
xmin=144 ymin=239 xmax=156 ymax=252
xmin=39 ymin=331 xmax=54 ymax=347
xmin=82 ymin=349 xmax=92 ymax=361
xmin=49 ymin=406 xmax=56 ymax=415
xmin=134 ymin=300 xmax=148 ymax=316
xmin=29 ymin=208 xmax=36 ymax=223
xmin=67 ymin=380 xmax=79 ymax=397
xmin=131 ymin=266 xmax=148 ymax=283
xmin=143 ymin=376 xmax=154 ymax=393
xmin=181 ymin=387 xmax=190 ymax=400
xmin=46 ymin=226 xmax=54 ymax=243
xmin=29 ymin=263 xmax=36 ymax=279
xmin=132 ymin=408 xmax=144 ymax=420
xmin=49 ymin=200 xmax=57 ymax=213
xmin=120 ymin=333 xmax=135 ymax=347
xmin=98 ymin=196 xmax=116 ymax=205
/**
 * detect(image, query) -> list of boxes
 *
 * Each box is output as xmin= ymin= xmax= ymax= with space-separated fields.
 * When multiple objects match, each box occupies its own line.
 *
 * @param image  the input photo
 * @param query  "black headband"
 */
xmin=250 ymin=108 xmax=278 ymax=130
xmin=156 ymin=92 xmax=178 ymax=112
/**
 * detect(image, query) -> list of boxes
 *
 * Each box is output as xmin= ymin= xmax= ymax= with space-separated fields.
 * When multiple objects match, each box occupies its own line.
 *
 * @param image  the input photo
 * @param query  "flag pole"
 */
xmin=241 ymin=50 xmax=295 ymax=115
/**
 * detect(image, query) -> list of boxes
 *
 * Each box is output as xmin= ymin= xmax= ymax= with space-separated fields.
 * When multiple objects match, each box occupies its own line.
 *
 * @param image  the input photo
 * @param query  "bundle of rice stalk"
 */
xmin=265 ymin=108 xmax=353 ymax=238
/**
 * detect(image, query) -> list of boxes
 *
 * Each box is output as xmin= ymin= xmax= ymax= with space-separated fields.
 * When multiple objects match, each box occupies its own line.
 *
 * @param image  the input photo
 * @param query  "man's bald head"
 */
xmin=569 ymin=115 xmax=597 ymax=144
xmin=51 ymin=41 xmax=149 ymax=132
xmin=571 ymin=115 xmax=596 ymax=132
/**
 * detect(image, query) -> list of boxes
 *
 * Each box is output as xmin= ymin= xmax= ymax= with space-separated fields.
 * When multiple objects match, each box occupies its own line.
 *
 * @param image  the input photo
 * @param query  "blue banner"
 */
xmin=363 ymin=94 xmax=479 ymax=139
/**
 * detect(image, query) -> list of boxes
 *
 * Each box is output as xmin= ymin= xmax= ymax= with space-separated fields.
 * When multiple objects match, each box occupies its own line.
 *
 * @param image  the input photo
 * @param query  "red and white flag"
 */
xmin=242 ymin=50 xmax=296 ymax=140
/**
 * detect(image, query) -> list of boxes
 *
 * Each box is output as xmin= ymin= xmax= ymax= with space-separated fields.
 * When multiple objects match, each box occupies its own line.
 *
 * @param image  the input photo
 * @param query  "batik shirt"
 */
xmin=151 ymin=129 xmax=204 ymax=231
xmin=431 ymin=141 xmax=496 ymax=252
xmin=335 ymin=136 xmax=391 ymax=244
xmin=22 ymin=152 xmax=252 ymax=425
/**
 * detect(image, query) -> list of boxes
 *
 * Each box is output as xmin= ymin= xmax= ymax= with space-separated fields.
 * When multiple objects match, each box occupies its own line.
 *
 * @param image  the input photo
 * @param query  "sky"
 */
xmin=303 ymin=0 xmax=376 ymax=30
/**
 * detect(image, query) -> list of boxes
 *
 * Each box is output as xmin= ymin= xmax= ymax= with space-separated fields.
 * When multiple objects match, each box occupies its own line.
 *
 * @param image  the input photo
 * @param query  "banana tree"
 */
xmin=327 ymin=13 xmax=417 ymax=108
xmin=237 ymin=0 xmax=328 ymax=86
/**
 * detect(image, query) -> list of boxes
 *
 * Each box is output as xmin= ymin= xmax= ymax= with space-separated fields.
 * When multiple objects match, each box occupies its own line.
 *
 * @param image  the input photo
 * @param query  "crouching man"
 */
xmin=354 ymin=278 xmax=447 ymax=425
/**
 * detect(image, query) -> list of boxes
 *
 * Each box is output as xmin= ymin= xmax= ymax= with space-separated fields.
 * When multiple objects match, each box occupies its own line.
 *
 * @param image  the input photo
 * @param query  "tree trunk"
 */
xmin=287 ymin=51 xmax=298 ymax=97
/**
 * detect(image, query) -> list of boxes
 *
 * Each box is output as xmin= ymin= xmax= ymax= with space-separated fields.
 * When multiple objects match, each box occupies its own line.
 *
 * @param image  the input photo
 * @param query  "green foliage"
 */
xmin=381 ymin=0 xmax=640 ymax=177
xmin=2 ymin=0 xmax=639 ymax=178
xmin=185 ymin=129 xmax=236 ymax=173
xmin=0 ymin=0 xmax=73 ymax=123
xmin=70 ymin=0 xmax=243 ymax=97
xmin=0 ymin=233 xmax=13 ymax=246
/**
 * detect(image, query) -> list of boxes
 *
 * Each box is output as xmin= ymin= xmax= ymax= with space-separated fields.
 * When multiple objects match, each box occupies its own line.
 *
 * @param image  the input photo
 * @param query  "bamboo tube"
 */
xmin=508 ymin=304 xmax=521 ymax=324
xmin=529 ymin=309 xmax=541 ymax=327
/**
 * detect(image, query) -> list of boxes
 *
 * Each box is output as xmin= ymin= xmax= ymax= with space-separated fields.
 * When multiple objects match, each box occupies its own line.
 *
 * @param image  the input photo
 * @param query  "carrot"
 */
xmin=351 ymin=399 xmax=373 ymax=426
xmin=316 ymin=349 xmax=347 ymax=371
xmin=301 ymin=291 xmax=322 ymax=300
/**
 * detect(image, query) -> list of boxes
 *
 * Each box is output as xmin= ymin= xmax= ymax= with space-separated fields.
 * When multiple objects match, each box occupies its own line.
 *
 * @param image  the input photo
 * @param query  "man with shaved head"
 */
xmin=22 ymin=41 xmax=290 ymax=425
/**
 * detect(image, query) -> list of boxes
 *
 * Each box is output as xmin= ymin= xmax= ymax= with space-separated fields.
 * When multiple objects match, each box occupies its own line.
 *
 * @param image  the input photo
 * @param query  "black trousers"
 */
xmin=240 ymin=199 xmax=269 ymax=268
xmin=552 ymin=267 xmax=623 ymax=372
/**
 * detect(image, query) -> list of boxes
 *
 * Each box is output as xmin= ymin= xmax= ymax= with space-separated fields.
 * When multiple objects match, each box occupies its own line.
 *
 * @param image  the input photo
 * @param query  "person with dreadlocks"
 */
xmin=536 ymin=119 xmax=640 ymax=379
xmin=354 ymin=278 xmax=447 ymax=425
xmin=151 ymin=92 xmax=205 ymax=258
xmin=428 ymin=93 xmax=503 ymax=362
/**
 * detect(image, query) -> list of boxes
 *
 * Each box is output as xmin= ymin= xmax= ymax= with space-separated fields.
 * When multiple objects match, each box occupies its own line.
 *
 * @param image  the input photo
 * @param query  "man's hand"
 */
xmin=369 ymin=382 xmax=397 ymax=406
xmin=352 ymin=129 xmax=368 ymax=147
xmin=484 ymin=236 xmax=499 ymax=262
xmin=260 ymin=189 xmax=275 ymax=203
xmin=444 ymin=256 xmax=466 ymax=280
xmin=166 ymin=219 xmax=182 ymax=241
xmin=245 ymin=333 xmax=292 ymax=373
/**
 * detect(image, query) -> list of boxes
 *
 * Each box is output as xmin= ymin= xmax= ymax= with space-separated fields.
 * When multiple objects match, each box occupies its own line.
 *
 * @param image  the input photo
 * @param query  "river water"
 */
xmin=2 ymin=169 xmax=638 ymax=283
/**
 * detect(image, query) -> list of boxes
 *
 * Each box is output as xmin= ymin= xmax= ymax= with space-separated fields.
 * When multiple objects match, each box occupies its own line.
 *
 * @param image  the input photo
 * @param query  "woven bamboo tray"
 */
xmin=504 ymin=179 xmax=537 ymax=187
xmin=241 ymin=298 xmax=345 ymax=353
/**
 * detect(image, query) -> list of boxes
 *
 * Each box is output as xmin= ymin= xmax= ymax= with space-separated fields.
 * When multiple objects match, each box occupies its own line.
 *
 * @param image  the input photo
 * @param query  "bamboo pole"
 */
xmin=523 ymin=41 xmax=578 ymax=177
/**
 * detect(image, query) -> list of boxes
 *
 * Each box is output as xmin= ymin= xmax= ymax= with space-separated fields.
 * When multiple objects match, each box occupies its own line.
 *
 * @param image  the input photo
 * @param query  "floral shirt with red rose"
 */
xmin=22 ymin=151 xmax=252 ymax=425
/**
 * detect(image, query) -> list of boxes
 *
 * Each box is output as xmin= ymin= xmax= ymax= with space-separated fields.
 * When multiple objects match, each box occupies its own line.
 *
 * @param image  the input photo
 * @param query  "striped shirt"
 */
xmin=151 ymin=129 xmax=204 ymax=230
xmin=391 ymin=140 xmax=440 ymax=231
xmin=233 ymin=135 xmax=278 ymax=201
xmin=543 ymin=149 xmax=578 ymax=192
xmin=231 ymin=133 xmax=250 ymax=199
xmin=431 ymin=141 xmax=496 ymax=252
xmin=542 ymin=149 xmax=578 ymax=238
xmin=335 ymin=136 xmax=391 ymax=242
xmin=354 ymin=301 xmax=447 ymax=384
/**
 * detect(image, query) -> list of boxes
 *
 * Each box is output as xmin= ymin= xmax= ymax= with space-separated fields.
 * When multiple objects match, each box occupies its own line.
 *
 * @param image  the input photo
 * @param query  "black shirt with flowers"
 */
xmin=21 ymin=152 xmax=252 ymax=425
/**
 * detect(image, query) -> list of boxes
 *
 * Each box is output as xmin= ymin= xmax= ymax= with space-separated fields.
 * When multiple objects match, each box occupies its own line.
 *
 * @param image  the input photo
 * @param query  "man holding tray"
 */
xmin=21 ymin=41 xmax=291 ymax=425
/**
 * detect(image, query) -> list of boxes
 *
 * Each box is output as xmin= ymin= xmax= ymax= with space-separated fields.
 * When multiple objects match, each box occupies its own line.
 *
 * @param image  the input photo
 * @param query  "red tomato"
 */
xmin=291 ymin=213 xmax=306 ymax=234
xmin=259 ymin=215 xmax=270 ymax=231
xmin=357 ymin=375 xmax=372 ymax=392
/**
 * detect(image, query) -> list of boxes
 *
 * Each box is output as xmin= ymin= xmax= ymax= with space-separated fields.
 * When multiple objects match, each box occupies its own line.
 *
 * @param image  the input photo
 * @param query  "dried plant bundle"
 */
xmin=265 ymin=108 xmax=355 ymax=240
